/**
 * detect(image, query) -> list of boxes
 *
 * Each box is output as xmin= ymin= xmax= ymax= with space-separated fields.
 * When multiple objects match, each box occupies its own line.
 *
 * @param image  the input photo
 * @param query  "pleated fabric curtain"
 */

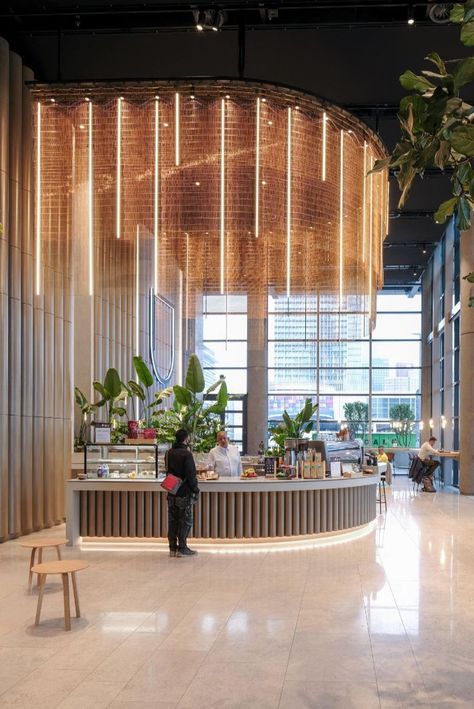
xmin=0 ymin=37 xmax=73 ymax=542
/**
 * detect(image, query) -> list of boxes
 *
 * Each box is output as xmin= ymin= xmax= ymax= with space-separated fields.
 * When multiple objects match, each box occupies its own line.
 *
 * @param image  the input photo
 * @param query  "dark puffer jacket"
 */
xmin=165 ymin=443 xmax=199 ymax=497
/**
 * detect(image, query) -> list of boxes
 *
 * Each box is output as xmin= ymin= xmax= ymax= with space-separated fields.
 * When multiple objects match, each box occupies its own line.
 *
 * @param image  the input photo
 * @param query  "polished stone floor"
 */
xmin=1 ymin=477 xmax=474 ymax=708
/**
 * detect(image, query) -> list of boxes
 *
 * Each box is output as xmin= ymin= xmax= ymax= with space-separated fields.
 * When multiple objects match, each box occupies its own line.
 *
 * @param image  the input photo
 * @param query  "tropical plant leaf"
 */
xmin=173 ymin=384 xmax=193 ymax=407
xmin=74 ymin=386 xmax=86 ymax=407
xmin=185 ymin=353 xmax=205 ymax=393
xmin=93 ymin=381 xmax=110 ymax=400
xmin=450 ymin=4 xmax=465 ymax=23
xmin=399 ymin=70 xmax=435 ymax=94
xmin=450 ymin=124 xmax=474 ymax=156
xmin=104 ymin=368 xmax=122 ymax=398
xmin=434 ymin=197 xmax=459 ymax=224
xmin=461 ymin=20 xmax=474 ymax=46
xmin=217 ymin=379 xmax=228 ymax=408
xmin=425 ymin=52 xmax=448 ymax=75
xmin=127 ymin=380 xmax=145 ymax=399
xmin=282 ymin=410 xmax=293 ymax=432
xmin=453 ymin=57 xmax=474 ymax=89
xmin=112 ymin=406 xmax=127 ymax=417
xmin=464 ymin=270 xmax=474 ymax=283
xmin=206 ymin=376 xmax=225 ymax=394
xmin=133 ymin=355 xmax=154 ymax=388
xmin=456 ymin=195 xmax=472 ymax=230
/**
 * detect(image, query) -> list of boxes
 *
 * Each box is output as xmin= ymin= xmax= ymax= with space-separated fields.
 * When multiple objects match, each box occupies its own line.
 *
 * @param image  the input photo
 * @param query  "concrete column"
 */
xmin=459 ymin=224 xmax=474 ymax=494
xmin=247 ymin=290 xmax=268 ymax=455
xmin=421 ymin=262 xmax=433 ymax=434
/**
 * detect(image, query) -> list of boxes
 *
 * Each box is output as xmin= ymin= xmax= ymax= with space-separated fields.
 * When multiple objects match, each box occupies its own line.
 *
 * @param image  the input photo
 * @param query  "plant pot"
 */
xmin=143 ymin=427 xmax=156 ymax=440
xmin=128 ymin=420 xmax=139 ymax=439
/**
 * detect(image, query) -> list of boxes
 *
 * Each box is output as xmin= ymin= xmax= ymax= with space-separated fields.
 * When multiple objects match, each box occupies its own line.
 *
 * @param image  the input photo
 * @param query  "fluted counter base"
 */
xmin=66 ymin=477 xmax=378 ymax=546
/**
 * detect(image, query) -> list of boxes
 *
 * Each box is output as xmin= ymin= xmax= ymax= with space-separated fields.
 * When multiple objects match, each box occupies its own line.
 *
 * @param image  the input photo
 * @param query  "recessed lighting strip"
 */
xmin=35 ymin=101 xmax=41 ymax=296
xmin=286 ymin=107 xmax=292 ymax=299
xmin=220 ymin=98 xmax=225 ymax=295
xmin=255 ymin=97 xmax=260 ymax=238
xmin=116 ymin=98 xmax=122 ymax=239
xmin=88 ymin=100 xmax=94 ymax=297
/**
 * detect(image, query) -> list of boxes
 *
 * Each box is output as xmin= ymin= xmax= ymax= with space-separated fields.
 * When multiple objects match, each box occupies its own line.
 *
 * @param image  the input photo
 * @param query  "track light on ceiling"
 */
xmin=194 ymin=8 xmax=225 ymax=32
xmin=422 ymin=244 xmax=427 ymax=254
xmin=407 ymin=3 xmax=415 ymax=24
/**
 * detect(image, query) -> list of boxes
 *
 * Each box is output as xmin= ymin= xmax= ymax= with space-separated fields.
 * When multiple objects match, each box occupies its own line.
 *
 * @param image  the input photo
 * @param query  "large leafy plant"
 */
xmin=125 ymin=355 xmax=172 ymax=427
xmin=268 ymin=398 xmax=318 ymax=456
xmin=373 ymin=2 xmax=474 ymax=290
xmin=74 ymin=387 xmax=98 ymax=446
xmin=93 ymin=367 xmax=128 ymax=424
xmin=152 ymin=354 xmax=228 ymax=451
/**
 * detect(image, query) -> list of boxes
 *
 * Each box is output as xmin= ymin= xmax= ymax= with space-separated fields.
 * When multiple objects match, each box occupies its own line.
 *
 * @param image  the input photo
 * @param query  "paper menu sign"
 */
xmin=330 ymin=461 xmax=342 ymax=478
xmin=94 ymin=424 xmax=111 ymax=444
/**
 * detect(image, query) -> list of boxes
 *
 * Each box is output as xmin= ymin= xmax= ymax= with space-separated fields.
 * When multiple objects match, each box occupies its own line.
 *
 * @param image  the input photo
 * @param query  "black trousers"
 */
xmin=168 ymin=496 xmax=193 ymax=551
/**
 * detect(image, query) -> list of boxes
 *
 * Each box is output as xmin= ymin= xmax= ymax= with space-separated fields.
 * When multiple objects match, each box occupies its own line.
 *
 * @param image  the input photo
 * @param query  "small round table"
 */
xmin=31 ymin=559 xmax=89 ymax=631
xmin=20 ymin=537 xmax=68 ymax=591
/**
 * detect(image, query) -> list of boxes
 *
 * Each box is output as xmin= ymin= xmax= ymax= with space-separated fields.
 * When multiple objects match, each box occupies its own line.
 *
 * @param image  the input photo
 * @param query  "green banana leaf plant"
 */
xmin=371 ymin=2 xmax=474 ymax=296
xmin=151 ymin=353 xmax=228 ymax=451
xmin=74 ymin=386 xmax=98 ymax=446
xmin=268 ymin=397 xmax=319 ymax=457
xmin=93 ymin=367 xmax=128 ymax=425
xmin=124 ymin=355 xmax=172 ymax=427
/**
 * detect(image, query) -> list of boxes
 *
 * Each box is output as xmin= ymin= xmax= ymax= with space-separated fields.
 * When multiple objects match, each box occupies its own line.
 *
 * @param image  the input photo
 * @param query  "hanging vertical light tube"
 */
xmin=255 ymin=97 xmax=260 ymax=238
xmin=368 ymin=154 xmax=374 ymax=322
xmin=135 ymin=224 xmax=140 ymax=357
xmin=88 ymin=100 xmax=94 ymax=297
xmin=116 ymin=97 xmax=122 ymax=239
xmin=286 ymin=107 xmax=292 ymax=299
xmin=385 ymin=174 xmax=390 ymax=237
xmin=220 ymin=98 xmax=225 ymax=295
xmin=362 ymin=141 xmax=367 ymax=263
xmin=322 ymin=112 xmax=327 ymax=182
xmin=339 ymin=129 xmax=344 ymax=309
xmin=35 ymin=101 xmax=42 ymax=296
xmin=185 ymin=232 xmax=189 ymax=352
xmin=175 ymin=92 xmax=180 ymax=167
xmin=379 ymin=171 xmax=385 ymax=274
xmin=154 ymin=98 xmax=159 ymax=294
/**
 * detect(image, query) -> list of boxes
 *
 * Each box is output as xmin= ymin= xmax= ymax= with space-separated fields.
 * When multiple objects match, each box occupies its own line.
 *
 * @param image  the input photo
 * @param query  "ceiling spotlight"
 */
xmin=195 ymin=181 xmax=200 ymax=186
xmin=85 ymin=97 xmax=90 ymax=102
xmin=193 ymin=9 xmax=225 ymax=32
xmin=79 ymin=124 xmax=85 ymax=130
xmin=190 ymin=95 xmax=195 ymax=99
xmin=261 ymin=98 xmax=266 ymax=103
xmin=408 ymin=3 xmax=415 ymax=24
xmin=422 ymin=244 xmax=427 ymax=254
xmin=50 ymin=98 xmax=55 ymax=103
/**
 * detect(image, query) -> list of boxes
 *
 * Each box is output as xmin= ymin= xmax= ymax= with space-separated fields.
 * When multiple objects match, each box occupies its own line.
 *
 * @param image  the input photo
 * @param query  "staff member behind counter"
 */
xmin=208 ymin=430 xmax=243 ymax=478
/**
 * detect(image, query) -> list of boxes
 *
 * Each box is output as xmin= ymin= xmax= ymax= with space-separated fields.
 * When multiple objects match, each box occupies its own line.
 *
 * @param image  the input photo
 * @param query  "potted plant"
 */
xmin=268 ymin=397 xmax=319 ymax=457
xmin=155 ymin=354 xmax=228 ymax=451
xmin=126 ymin=355 xmax=173 ymax=439
xmin=73 ymin=387 xmax=98 ymax=449
xmin=93 ymin=367 xmax=128 ymax=428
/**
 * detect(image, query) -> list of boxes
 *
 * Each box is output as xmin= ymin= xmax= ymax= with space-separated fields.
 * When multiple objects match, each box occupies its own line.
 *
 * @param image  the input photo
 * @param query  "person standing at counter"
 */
xmin=208 ymin=431 xmax=243 ymax=478
xmin=165 ymin=429 xmax=199 ymax=557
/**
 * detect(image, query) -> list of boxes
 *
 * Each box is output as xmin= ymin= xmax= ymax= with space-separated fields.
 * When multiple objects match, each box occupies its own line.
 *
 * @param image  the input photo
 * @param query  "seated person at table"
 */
xmin=377 ymin=446 xmax=389 ymax=463
xmin=208 ymin=431 xmax=243 ymax=478
xmin=418 ymin=436 xmax=440 ymax=493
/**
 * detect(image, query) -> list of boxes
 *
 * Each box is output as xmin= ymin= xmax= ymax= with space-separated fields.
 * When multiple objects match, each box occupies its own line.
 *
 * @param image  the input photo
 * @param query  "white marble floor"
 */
xmin=1 ymin=478 xmax=474 ymax=708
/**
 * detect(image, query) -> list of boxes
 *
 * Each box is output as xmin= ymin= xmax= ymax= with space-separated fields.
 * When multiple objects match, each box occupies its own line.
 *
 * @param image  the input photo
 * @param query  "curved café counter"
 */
xmin=65 ymin=475 xmax=378 ymax=546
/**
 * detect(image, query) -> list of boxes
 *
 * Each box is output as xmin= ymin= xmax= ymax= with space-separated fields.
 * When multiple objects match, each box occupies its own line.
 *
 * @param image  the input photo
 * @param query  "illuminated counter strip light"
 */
xmin=35 ymin=101 xmax=41 ymax=295
xmin=154 ymin=98 xmax=159 ymax=294
xmin=116 ymin=97 xmax=122 ymax=239
xmin=255 ymin=97 xmax=260 ymax=238
xmin=286 ymin=107 xmax=292 ymax=298
xmin=175 ymin=92 xmax=180 ymax=167
xmin=220 ymin=98 xmax=225 ymax=295
xmin=88 ymin=100 xmax=94 ymax=296
xmin=339 ymin=129 xmax=344 ymax=309
xmin=322 ymin=111 xmax=327 ymax=181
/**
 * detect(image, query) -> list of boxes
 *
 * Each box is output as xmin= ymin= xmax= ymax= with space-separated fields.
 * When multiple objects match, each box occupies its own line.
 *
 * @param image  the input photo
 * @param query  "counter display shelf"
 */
xmin=83 ymin=443 xmax=159 ymax=479
xmin=66 ymin=474 xmax=379 ymax=546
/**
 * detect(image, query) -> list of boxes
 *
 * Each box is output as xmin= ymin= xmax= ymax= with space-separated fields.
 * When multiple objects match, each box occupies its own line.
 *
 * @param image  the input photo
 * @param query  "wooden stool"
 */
xmin=20 ymin=538 xmax=68 ymax=591
xmin=377 ymin=475 xmax=387 ymax=514
xmin=31 ymin=560 xmax=89 ymax=631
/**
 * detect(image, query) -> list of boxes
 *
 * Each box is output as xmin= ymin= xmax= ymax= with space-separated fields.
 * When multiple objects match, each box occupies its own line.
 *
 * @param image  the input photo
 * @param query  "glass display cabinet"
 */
xmin=83 ymin=444 xmax=158 ymax=479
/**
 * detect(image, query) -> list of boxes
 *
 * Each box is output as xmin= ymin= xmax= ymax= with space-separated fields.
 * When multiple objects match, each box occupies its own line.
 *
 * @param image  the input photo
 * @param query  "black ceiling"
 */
xmin=0 ymin=0 xmax=463 ymax=288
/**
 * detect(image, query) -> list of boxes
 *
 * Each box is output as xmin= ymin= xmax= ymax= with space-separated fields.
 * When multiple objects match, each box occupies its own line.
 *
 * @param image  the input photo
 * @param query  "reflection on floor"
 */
xmin=0 ymin=477 xmax=473 ymax=708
